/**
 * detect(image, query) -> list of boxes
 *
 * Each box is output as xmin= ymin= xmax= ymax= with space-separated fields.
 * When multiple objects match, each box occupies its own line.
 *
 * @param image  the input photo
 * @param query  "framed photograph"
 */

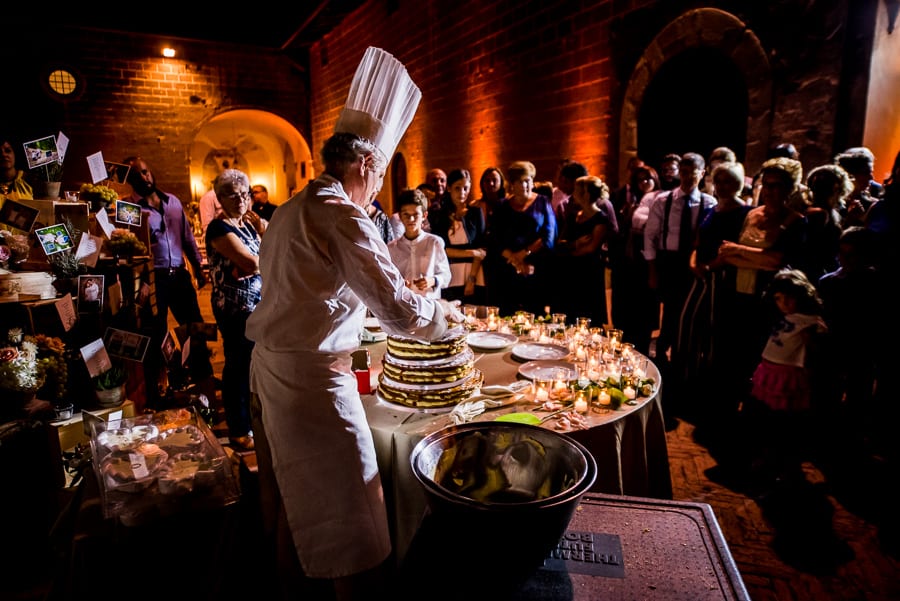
xmin=0 ymin=198 xmax=39 ymax=232
xmin=23 ymin=135 xmax=60 ymax=170
xmin=34 ymin=223 xmax=75 ymax=256
xmin=104 ymin=161 xmax=131 ymax=185
xmin=103 ymin=327 xmax=151 ymax=363
xmin=161 ymin=329 xmax=180 ymax=364
xmin=77 ymin=274 xmax=104 ymax=313
xmin=115 ymin=200 xmax=142 ymax=225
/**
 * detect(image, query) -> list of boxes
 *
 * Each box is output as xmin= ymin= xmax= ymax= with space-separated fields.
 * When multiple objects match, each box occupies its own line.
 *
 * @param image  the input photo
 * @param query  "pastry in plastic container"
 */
xmin=157 ymin=424 xmax=205 ymax=453
xmin=100 ymin=443 xmax=168 ymax=492
xmin=157 ymin=451 xmax=223 ymax=495
xmin=96 ymin=424 xmax=160 ymax=452
xmin=155 ymin=407 xmax=194 ymax=431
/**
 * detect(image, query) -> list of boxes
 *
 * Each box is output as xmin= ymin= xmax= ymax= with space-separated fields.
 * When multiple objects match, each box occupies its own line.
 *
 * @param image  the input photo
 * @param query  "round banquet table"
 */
xmin=360 ymin=335 xmax=673 ymax=565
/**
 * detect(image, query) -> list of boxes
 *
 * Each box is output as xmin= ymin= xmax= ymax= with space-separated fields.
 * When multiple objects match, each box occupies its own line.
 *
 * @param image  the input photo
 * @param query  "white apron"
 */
xmin=250 ymin=346 xmax=389 ymax=578
xmin=245 ymin=174 xmax=448 ymax=578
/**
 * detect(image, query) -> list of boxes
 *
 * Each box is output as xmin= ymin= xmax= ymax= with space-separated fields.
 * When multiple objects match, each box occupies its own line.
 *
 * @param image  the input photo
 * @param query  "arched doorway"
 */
xmin=638 ymin=47 xmax=748 ymax=171
xmin=190 ymin=109 xmax=312 ymax=205
xmin=619 ymin=8 xmax=772 ymax=184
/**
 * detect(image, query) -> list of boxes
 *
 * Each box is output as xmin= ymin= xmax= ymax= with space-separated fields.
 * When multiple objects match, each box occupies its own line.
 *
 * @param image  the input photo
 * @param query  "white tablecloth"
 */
xmin=361 ymin=339 xmax=673 ymax=563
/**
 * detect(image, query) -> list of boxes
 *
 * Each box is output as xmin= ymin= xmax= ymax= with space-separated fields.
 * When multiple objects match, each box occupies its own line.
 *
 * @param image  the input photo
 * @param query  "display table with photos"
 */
xmin=361 ymin=327 xmax=673 ymax=564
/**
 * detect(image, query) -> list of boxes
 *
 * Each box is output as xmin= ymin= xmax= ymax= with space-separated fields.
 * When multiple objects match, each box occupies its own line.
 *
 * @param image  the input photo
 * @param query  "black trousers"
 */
xmin=141 ymin=267 xmax=209 ymax=406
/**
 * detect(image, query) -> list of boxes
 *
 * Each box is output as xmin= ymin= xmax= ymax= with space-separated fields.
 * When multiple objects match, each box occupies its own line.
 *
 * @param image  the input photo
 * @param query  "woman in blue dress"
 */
xmin=205 ymin=168 xmax=263 ymax=450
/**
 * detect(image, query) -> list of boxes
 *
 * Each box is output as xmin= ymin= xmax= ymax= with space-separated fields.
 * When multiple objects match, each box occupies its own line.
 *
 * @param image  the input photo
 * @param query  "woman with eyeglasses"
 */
xmin=206 ymin=168 xmax=262 ymax=451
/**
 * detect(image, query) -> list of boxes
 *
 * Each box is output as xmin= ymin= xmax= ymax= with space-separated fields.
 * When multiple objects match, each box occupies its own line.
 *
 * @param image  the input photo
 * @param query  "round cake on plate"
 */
xmin=378 ymin=327 xmax=482 ymax=409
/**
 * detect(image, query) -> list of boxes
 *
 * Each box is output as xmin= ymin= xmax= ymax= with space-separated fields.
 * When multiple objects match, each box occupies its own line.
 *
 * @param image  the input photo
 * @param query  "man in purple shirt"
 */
xmin=125 ymin=156 xmax=210 ymax=405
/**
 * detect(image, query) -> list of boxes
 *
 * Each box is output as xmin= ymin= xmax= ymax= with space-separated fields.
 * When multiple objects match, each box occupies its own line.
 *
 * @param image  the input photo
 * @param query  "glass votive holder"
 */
xmin=575 ymin=316 xmax=591 ymax=332
xmin=486 ymin=306 xmax=500 ymax=320
xmin=573 ymin=389 xmax=589 ymax=414
xmin=463 ymin=304 xmax=478 ymax=322
xmin=605 ymin=327 xmax=623 ymax=349
xmin=552 ymin=313 xmax=567 ymax=325
xmin=532 ymin=378 xmax=552 ymax=403
xmin=550 ymin=373 xmax=570 ymax=401
xmin=55 ymin=403 xmax=74 ymax=420
xmin=594 ymin=387 xmax=612 ymax=412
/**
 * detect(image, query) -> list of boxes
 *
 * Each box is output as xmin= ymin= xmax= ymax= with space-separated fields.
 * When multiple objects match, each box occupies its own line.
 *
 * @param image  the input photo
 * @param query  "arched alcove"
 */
xmin=190 ymin=109 xmax=312 ymax=205
xmin=620 ymin=8 xmax=772 ymax=182
xmin=638 ymin=47 xmax=748 ymax=170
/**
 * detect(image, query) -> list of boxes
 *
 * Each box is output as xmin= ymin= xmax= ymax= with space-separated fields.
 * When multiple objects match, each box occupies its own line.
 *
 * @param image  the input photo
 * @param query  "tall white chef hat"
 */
xmin=333 ymin=47 xmax=422 ymax=164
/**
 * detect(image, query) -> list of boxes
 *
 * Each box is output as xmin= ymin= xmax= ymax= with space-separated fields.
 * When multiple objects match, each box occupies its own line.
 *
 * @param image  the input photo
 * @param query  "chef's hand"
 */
xmin=438 ymin=299 xmax=466 ymax=324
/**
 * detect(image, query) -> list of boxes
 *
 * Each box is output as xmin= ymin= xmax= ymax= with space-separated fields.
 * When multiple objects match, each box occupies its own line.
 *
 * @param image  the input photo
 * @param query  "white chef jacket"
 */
xmin=246 ymin=174 xmax=449 ymax=578
xmin=386 ymin=230 xmax=451 ymax=300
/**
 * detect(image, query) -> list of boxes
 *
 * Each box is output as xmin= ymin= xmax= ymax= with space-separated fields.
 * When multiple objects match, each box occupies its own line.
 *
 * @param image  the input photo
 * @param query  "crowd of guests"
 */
xmin=162 ymin=145 xmax=899 ymax=468
xmin=383 ymin=146 xmax=898 ymax=493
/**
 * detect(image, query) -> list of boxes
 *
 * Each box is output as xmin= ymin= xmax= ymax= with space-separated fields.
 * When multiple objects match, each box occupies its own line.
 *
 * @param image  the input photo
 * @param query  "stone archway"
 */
xmin=190 ymin=109 xmax=313 ymax=206
xmin=619 ymin=8 xmax=772 ymax=182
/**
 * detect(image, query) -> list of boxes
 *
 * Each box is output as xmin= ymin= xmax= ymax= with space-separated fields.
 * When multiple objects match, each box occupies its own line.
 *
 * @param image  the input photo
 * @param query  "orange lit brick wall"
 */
xmin=8 ymin=26 xmax=310 ymax=206
xmin=308 ymin=0 xmax=871 ymax=190
xmin=309 ymin=0 xmax=623 ymax=190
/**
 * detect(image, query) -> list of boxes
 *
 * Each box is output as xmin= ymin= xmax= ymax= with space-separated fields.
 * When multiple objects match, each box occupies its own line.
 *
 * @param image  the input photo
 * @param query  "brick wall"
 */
xmin=9 ymin=25 xmax=310 ymax=205
xmin=309 ymin=0 xmax=868 ymax=188
xmin=9 ymin=0 xmax=873 ymax=202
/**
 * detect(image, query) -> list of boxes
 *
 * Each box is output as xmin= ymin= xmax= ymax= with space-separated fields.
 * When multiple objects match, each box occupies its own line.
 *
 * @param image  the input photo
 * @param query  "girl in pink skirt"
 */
xmin=743 ymin=268 xmax=827 ymax=484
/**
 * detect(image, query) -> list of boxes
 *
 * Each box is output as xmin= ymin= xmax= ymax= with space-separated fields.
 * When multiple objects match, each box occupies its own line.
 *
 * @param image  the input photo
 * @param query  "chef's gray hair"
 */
xmin=322 ymin=132 xmax=385 ymax=174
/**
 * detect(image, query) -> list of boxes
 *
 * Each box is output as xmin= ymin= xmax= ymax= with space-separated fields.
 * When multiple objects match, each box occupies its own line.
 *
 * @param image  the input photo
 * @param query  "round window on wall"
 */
xmin=44 ymin=67 xmax=83 ymax=100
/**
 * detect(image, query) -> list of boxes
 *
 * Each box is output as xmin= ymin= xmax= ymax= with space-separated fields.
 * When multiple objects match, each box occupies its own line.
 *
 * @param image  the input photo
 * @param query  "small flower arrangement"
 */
xmin=0 ymin=230 xmax=31 ymax=266
xmin=107 ymin=228 xmax=148 ymax=258
xmin=0 ymin=329 xmax=44 ymax=393
xmin=0 ymin=329 xmax=68 ymax=401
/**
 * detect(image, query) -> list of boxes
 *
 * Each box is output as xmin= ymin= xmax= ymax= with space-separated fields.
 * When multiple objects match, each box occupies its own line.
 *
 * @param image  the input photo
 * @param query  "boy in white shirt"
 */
xmin=387 ymin=188 xmax=451 ymax=299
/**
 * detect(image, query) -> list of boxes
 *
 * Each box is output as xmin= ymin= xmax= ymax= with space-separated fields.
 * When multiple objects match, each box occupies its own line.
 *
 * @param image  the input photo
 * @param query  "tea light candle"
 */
xmin=623 ymin=386 xmax=636 ymax=400
xmin=534 ymin=385 xmax=549 ymax=402
xmin=574 ymin=394 xmax=588 ymax=414
xmin=598 ymin=390 xmax=611 ymax=406
xmin=575 ymin=346 xmax=587 ymax=361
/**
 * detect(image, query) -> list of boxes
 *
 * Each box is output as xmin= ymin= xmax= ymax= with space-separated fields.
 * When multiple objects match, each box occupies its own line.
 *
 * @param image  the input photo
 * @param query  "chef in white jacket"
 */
xmin=246 ymin=48 xmax=461 ymax=600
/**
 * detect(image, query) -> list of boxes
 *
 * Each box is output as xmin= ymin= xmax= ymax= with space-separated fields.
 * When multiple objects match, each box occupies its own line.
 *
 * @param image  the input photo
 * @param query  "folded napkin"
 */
xmin=449 ymin=382 xmax=529 ymax=425
xmin=449 ymin=398 xmax=504 ymax=425
xmin=479 ymin=381 xmax=531 ymax=397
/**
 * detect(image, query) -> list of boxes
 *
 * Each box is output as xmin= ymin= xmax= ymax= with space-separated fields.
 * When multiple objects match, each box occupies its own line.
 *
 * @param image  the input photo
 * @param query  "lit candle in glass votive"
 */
xmin=551 ymin=377 xmax=568 ymax=400
xmin=597 ymin=390 xmax=611 ymax=407
xmin=533 ymin=379 xmax=551 ymax=403
xmin=574 ymin=391 xmax=588 ymax=414
xmin=575 ymin=345 xmax=587 ymax=361
xmin=539 ymin=331 xmax=552 ymax=344
xmin=529 ymin=325 xmax=542 ymax=341
xmin=623 ymin=386 xmax=636 ymax=400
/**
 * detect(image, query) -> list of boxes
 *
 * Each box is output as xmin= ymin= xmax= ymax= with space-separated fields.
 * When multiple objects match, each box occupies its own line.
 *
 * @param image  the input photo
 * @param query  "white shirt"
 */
xmin=246 ymin=174 xmax=448 ymax=353
xmin=761 ymin=313 xmax=826 ymax=368
xmin=642 ymin=188 xmax=717 ymax=261
xmin=387 ymin=231 xmax=451 ymax=300
xmin=199 ymin=189 xmax=222 ymax=238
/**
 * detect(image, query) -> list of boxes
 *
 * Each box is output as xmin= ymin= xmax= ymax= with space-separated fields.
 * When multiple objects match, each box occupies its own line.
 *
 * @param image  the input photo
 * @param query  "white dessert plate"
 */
xmin=467 ymin=331 xmax=519 ymax=351
xmin=517 ymin=360 xmax=578 ymax=381
xmin=511 ymin=342 xmax=569 ymax=362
